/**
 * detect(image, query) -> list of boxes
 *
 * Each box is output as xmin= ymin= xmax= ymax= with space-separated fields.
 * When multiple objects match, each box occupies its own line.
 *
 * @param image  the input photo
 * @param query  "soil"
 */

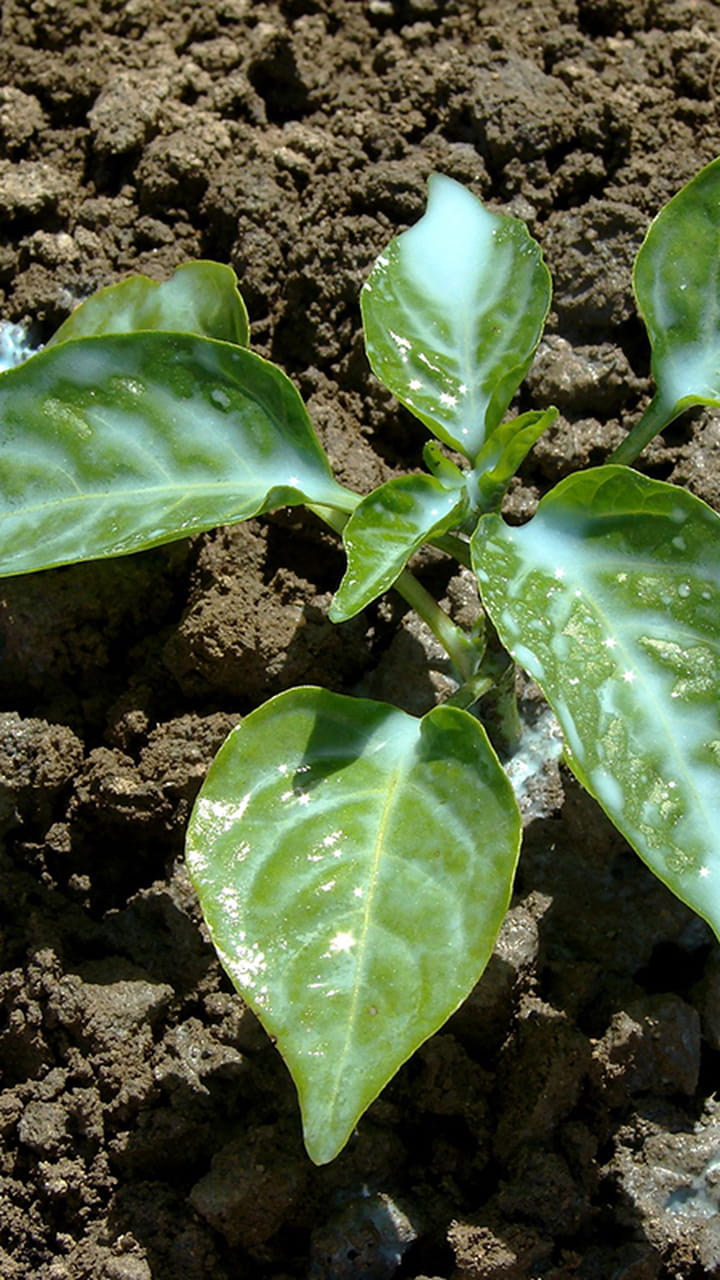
xmin=1 ymin=0 xmax=720 ymax=1276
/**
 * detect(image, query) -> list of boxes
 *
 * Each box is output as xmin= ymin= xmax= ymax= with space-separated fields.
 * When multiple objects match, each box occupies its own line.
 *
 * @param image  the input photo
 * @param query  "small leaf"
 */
xmin=0 ymin=332 xmax=352 ymax=576
xmin=186 ymin=686 xmax=521 ymax=1164
xmin=472 ymin=464 xmax=720 ymax=938
xmin=470 ymin=407 xmax=558 ymax=512
xmin=634 ymin=157 xmax=720 ymax=425
xmin=422 ymin=440 xmax=467 ymax=489
xmin=361 ymin=174 xmax=551 ymax=461
xmin=329 ymin=473 xmax=466 ymax=622
xmin=48 ymin=261 xmax=250 ymax=348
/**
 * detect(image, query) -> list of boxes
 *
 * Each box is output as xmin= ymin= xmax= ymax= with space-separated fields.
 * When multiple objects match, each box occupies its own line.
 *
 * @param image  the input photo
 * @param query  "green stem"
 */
xmin=393 ymin=569 xmax=480 ymax=682
xmin=308 ymin=495 xmax=360 ymax=526
xmin=478 ymin=656 xmax=522 ymax=754
xmin=430 ymin=530 xmax=472 ymax=568
xmin=609 ymin=394 xmax=677 ymax=465
xmin=442 ymin=632 xmax=521 ymax=753
xmin=459 ymin=618 xmax=521 ymax=753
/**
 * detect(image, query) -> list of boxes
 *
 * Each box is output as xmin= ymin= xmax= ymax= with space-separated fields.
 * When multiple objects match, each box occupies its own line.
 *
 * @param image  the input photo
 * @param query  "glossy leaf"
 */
xmin=0 ymin=332 xmax=352 ymax=576
xmin=422 ymin=439 xmax=467 ymax=489
xmin=614 ymin=158 xmax=720 ymax=462
xmin=361 ymin=174 xmax=551 ymax=461
xmin=469 ymin=407 xmax=558 ymax=512
xmin=48 ymin=261 xmax=250 ymax=348
xmin=329 ymin=473 xmax=466 ymax=622
xmin=186 ymin=686 xmax=521 ymax=1164
xmin=637 ymin=156 xmax=720 ymax=413
xmin=472 ymin=465 xmax=720 ymax=938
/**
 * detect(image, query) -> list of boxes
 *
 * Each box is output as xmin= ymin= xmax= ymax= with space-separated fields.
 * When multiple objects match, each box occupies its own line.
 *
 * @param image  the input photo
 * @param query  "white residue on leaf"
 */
xmin=197 ymin=793 xmax=251 ymax=832
xmin=186 ymin=846 xmax=208 ymax=874
xmin=113 ymin=376 xmax=145 ymax=397
xmin=217 ymin=886 xmax=242 ymax=919
xmin=327 ymin=931 xmax=356 ymax=954
xmin=418 ymin=352 xmax=441 ymax=372
xmin=220 ymin=937 xmax=267 ymax=989
xmin=389 ymin=329 xmax=412 ymax=351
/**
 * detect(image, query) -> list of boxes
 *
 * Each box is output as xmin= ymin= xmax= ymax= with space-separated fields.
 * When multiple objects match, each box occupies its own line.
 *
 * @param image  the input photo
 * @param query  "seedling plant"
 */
xmin=2 ymin=159 xmax=720 ymax=1164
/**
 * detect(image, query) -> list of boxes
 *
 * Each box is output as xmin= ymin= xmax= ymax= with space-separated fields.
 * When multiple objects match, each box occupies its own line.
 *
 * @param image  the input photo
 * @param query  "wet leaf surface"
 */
xmin=473 ymin=465 xmax=720 ymax=938
xmin=187 ymin=686 xmax=521 ymax=1163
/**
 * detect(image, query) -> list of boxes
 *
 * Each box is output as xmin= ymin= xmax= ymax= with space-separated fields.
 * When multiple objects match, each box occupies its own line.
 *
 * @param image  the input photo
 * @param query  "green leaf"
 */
xmin=470 ymin=407 xmax=558 ymax=512
xmin=614 ymin=158 xmax=720 ymax=462
xmin=422 ymin=439 xmax=467 ymax=488
xmin=0 ymin=332 xmax=353 ymax=576
xmin=637 ymin=156 xmax=720 ymax=413
xmin=186 ymin=686 xmax=521 ymax=1164
xmin=361 ymin=174 xmax=551 ymax=462
xmin=329 ymin=473 xmax=466 ymax=622
xmin=472 ymin=464 xmax=720 ymax=938
xmin=48 ymin=261 xmax=250 ymax=348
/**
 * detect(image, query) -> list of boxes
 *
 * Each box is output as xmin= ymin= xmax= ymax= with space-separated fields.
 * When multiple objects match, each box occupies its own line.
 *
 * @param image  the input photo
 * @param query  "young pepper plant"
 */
xmin=0 ymin=161 xmax=719 ymax=1165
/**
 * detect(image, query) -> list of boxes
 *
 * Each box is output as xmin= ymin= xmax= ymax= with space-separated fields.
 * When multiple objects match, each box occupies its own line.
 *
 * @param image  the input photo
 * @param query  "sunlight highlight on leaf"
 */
xmin=186 ymin=687 xmax=521 ymax=1163
xmin=472 ymin=465 xmax=720 ymax=939
xmin=48 ymin=261 xmax=250 ymax=348
xmin=361 ymin=174 xmax=551 ymax=461
xmin=0 ymin=332 xmax=353 ymax=575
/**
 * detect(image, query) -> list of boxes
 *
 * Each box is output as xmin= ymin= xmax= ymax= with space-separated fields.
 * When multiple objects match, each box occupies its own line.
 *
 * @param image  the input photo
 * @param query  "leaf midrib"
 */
xmin=323 ymin=755 xmax=405 ymax=1130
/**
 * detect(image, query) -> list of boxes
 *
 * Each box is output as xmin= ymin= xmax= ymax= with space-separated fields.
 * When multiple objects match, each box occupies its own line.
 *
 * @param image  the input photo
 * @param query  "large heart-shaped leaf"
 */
xmin=0 ymin=332 xmax=352 ymax=576
xmin=472 ymin=465 xmax=720 ymax=937
xmin=48 ymin=261 xmax=250 ymax=348
xmin=614 ymin=157 xmax=720 ymax=462
xmin=361 ymin=174 xmax=551 ymax=462
xmin=186 ymin=686 xmax=521 ymax=1164
xmin=329 ymin=473 xmax=466 ymax=622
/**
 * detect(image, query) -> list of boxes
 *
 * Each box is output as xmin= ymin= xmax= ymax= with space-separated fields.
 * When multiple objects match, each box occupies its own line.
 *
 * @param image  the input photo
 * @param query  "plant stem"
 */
xmin=313 ymin=497 xmax=518 ymax=744
xmin=430 ymin=531 xmax=472 ymax=568
xmin=609 ymin=394 xmax=676 ymax=465
xmin=393 ymin=569 xmax=480 ymax=682
xmin=478 ymin=655 xmax=522 ymax=754
xmin=305 ymin=502 xmax=352 ymax=537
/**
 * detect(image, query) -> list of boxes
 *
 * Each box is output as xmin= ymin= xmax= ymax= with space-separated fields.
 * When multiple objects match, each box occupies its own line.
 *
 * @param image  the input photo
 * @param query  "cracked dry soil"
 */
xmin=2 ymin=0 xmax=720 ymax=1276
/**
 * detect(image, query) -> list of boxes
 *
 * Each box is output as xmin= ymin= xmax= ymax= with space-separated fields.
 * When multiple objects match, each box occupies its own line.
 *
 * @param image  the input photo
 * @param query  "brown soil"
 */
xmin=1 ymin=0 xmax=720 ymax=1276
